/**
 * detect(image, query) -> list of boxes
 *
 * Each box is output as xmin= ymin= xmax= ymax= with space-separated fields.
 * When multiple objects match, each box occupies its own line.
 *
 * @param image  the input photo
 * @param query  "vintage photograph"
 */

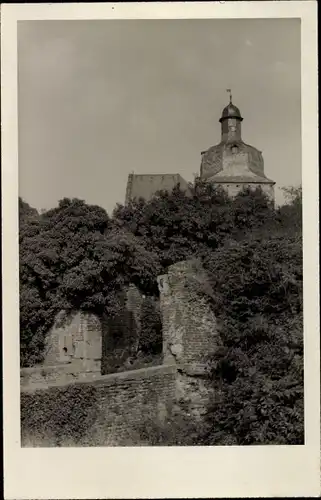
xmin=18 ymin=17 xmax=304 ymax=447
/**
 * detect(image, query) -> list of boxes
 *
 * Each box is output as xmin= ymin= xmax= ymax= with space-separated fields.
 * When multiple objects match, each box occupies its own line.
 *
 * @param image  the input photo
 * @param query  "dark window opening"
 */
xmin=63 ymin=347 xmax=68 ymax=353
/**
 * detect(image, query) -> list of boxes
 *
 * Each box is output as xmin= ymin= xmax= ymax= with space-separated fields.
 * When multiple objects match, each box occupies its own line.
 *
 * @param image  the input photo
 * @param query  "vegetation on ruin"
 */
xmin=202 ymin=233 xmax=303 ymax=444
xmin=19 ymin=182 xmax=303 ymax=444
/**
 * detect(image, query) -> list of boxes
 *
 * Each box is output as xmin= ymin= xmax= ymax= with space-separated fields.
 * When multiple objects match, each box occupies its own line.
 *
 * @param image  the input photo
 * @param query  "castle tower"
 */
xmin=200 ymin=91 xmax=275 ymax=201
xmin=219 ymin=90 xmax=243 ymax=143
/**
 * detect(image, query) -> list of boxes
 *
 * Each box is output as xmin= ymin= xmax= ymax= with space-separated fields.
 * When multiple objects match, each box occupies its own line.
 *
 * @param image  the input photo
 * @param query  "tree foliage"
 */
xmin=19 ymin=183 xmax=303 ymax=444
xmin=19 ymin=198 xmax=159 ymax=365
xmin=112 ymin=180 xmax=276 ymax=267
xmin=201 ymin=233 xmax=303 ymax=444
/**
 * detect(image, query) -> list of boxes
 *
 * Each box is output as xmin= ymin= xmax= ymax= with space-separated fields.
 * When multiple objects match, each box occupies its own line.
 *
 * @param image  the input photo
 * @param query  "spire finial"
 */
xmin=226 ymin=88 xmax=232 ymax=103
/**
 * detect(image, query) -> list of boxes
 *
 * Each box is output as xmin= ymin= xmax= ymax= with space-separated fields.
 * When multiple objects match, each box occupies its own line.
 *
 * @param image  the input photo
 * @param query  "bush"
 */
xmin=21 ymin=383 xmax=99 ymax=446
xmin=20 ymin=184 xmax=304 ymax=445
xmin=139 ymin=297 xmax=162 ymax=355
xmin=19 ymin=198 xmax=160 ymax=366
xmin=201 ymin=233 xmax=303 ymax=445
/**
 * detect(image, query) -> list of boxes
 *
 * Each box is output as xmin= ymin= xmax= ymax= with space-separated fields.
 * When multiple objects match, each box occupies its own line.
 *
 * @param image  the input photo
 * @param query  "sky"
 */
xmin=18 ymin=18 xmax=301 ymax=214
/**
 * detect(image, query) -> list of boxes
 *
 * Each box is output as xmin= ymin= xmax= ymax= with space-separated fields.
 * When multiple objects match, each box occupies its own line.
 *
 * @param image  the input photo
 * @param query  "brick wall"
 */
xmin=21 ymin=362 xmax=103 ymax=391
xmin=21 ymin=260 xmax=219 ymax=444
xmin=21 ymin=364 xmax=176 ymax=446
xmin=157 ymin=259 xmax=220 ymax=420
xmin=158 ymin=259 xmax=220 ymax=366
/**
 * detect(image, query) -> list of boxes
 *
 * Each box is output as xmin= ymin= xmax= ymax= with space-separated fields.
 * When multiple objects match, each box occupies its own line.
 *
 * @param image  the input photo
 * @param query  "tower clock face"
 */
xmin=230 ymin=126 xmax=236 ymax=132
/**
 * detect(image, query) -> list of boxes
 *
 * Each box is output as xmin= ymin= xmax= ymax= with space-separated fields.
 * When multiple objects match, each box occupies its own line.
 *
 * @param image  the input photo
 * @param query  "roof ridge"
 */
xmin=130 ymin=173 xmax=181 ymax=177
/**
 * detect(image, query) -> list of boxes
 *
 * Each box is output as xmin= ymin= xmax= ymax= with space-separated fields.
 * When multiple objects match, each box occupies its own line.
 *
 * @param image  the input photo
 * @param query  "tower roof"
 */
xmin=219 ymin=102 xmax=243 ymax=122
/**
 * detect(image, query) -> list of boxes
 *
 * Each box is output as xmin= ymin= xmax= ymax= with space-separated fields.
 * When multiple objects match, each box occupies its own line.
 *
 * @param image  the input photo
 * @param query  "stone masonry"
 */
xmin=157 ymin=259 xmax=221 ymax=420
xmin=43 ymin=310 xmax=102 ymax=373
xmin=157 ymin=259 xmax=220 ymax=367
xmin=21 ymin=259 xmax=220 ymax=443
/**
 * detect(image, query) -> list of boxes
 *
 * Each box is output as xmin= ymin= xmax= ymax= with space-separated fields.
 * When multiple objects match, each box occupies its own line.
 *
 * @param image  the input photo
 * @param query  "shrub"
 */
xmin=21 ymin=383 xmax=99 ymax=446
xmin=201 ymin=233 xmax=303 ymax=445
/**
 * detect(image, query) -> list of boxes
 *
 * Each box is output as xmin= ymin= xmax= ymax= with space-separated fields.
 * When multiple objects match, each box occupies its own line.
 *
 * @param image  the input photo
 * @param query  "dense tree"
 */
xmin=19 ymin=197 xmax=39 ymax=221
xmin=139 ymin=297 xmax=162 ymax=356
xmin=276 ymin=186 xmax=302 ymax=234
xmin=19 ymin=184 xmax=303 ymax=444
xmin=200 ymin=232 xmax=303 ymax=444
xmin=19 ymin=198 xmax=159 ymax=365
xmin=19 ymin=197 xmax=40 ymax=242
xmin=112 ymin=180 xmax=275 ymax=268
xmin=113 ymin=182 xmax=303 ymax=445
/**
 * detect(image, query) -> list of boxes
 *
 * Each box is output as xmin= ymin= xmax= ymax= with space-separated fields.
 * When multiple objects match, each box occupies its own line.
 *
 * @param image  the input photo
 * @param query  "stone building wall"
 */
xmin=157 ymin=259 xmax=221 ymax=420
xmin=21 ymin=364 xmax=176 ymax=446
xmin=222 ymin=182 xmax=275 ymax=201
xmin=22 ymin=284 xmax=145 ymax=386
xmin=157 ymin=259 xmax=220 ymax=367
xmin=20 ymin=362 xmax=103 ymax=391
xmin=125 ymin=173 xmax=190 ymax=204
xmin=21 ymin=259 xmax=220 ymax=443
xmin=42 ymin=310 xmax=102 ymax=373
xmin=221 ymin=150 xmax=252 ymax=177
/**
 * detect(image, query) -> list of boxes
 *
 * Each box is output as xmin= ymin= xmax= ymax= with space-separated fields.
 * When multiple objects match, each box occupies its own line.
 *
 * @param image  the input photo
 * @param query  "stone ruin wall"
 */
xmin=158 ymin=259 xmax=221 ymax=420
xmin=158 ymin=259 xmax=220 ymax=366
xmin=21 ymin=259 xmax=220 ymax=444
xmin=20 ymin=284 xmax=146 ymax=388
xmin=21 ymin=364 xmax=176 ymax=446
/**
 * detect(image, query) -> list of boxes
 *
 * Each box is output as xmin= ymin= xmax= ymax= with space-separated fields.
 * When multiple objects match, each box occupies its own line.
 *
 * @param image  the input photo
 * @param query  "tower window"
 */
xmin=231 ymin=145 xmax=238 ymax=154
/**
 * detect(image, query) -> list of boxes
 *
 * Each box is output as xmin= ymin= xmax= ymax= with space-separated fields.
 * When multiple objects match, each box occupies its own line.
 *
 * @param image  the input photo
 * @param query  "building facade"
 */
xmin=200 ymin=99 xmax=275 ymax=200
xmin=124 ymin=97 xmax=275 ymax=204
xmin=125 ymin=173 xmax=190 ymax=205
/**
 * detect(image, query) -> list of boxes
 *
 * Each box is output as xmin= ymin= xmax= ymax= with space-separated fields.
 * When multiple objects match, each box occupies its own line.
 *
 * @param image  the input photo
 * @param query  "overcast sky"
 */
xmin=18 ymin=18 xmax=301 ymax=213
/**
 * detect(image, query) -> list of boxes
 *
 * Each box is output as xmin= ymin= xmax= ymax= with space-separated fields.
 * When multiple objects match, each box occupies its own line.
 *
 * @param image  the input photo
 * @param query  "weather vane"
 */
xmin=226 ymin=89 xmax=232 ymax=103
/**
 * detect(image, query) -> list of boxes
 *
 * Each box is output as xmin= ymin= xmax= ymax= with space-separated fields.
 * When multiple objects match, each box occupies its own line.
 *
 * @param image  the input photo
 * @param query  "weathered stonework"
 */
xmin=20 ymin=362 xmax=103 ymax=390
xmin=215 ymin=181 xmax=275 ymax=201
xmin=157 ymin=259 xmax=220 ymax=420
xmin=21 ymin=260 xmax=220 ymax=443
xmin=157 ymin=259 xmax=219 ymax=367
xmin=43 ymin=310 xmax=102 ymax=372
xmin=21 ymin=284 xmax=146 ymax=389
xmin=125 ymin=173 xmax=190 ymax=205
xmin=21 ymin=365 xmax=176 ymax=446
xmin=200 ymin=100 xmax=275 ymax=202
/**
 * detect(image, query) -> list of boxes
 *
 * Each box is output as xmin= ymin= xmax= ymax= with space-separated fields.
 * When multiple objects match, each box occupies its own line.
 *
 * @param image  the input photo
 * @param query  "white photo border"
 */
xmin=1 ymin=2 xmax=319 ymax=498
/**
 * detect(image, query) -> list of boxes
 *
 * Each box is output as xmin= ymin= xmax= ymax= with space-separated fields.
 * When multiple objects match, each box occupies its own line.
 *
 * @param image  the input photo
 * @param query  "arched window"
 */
xmin=231 ymin=145 xmax=238 ymax=154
